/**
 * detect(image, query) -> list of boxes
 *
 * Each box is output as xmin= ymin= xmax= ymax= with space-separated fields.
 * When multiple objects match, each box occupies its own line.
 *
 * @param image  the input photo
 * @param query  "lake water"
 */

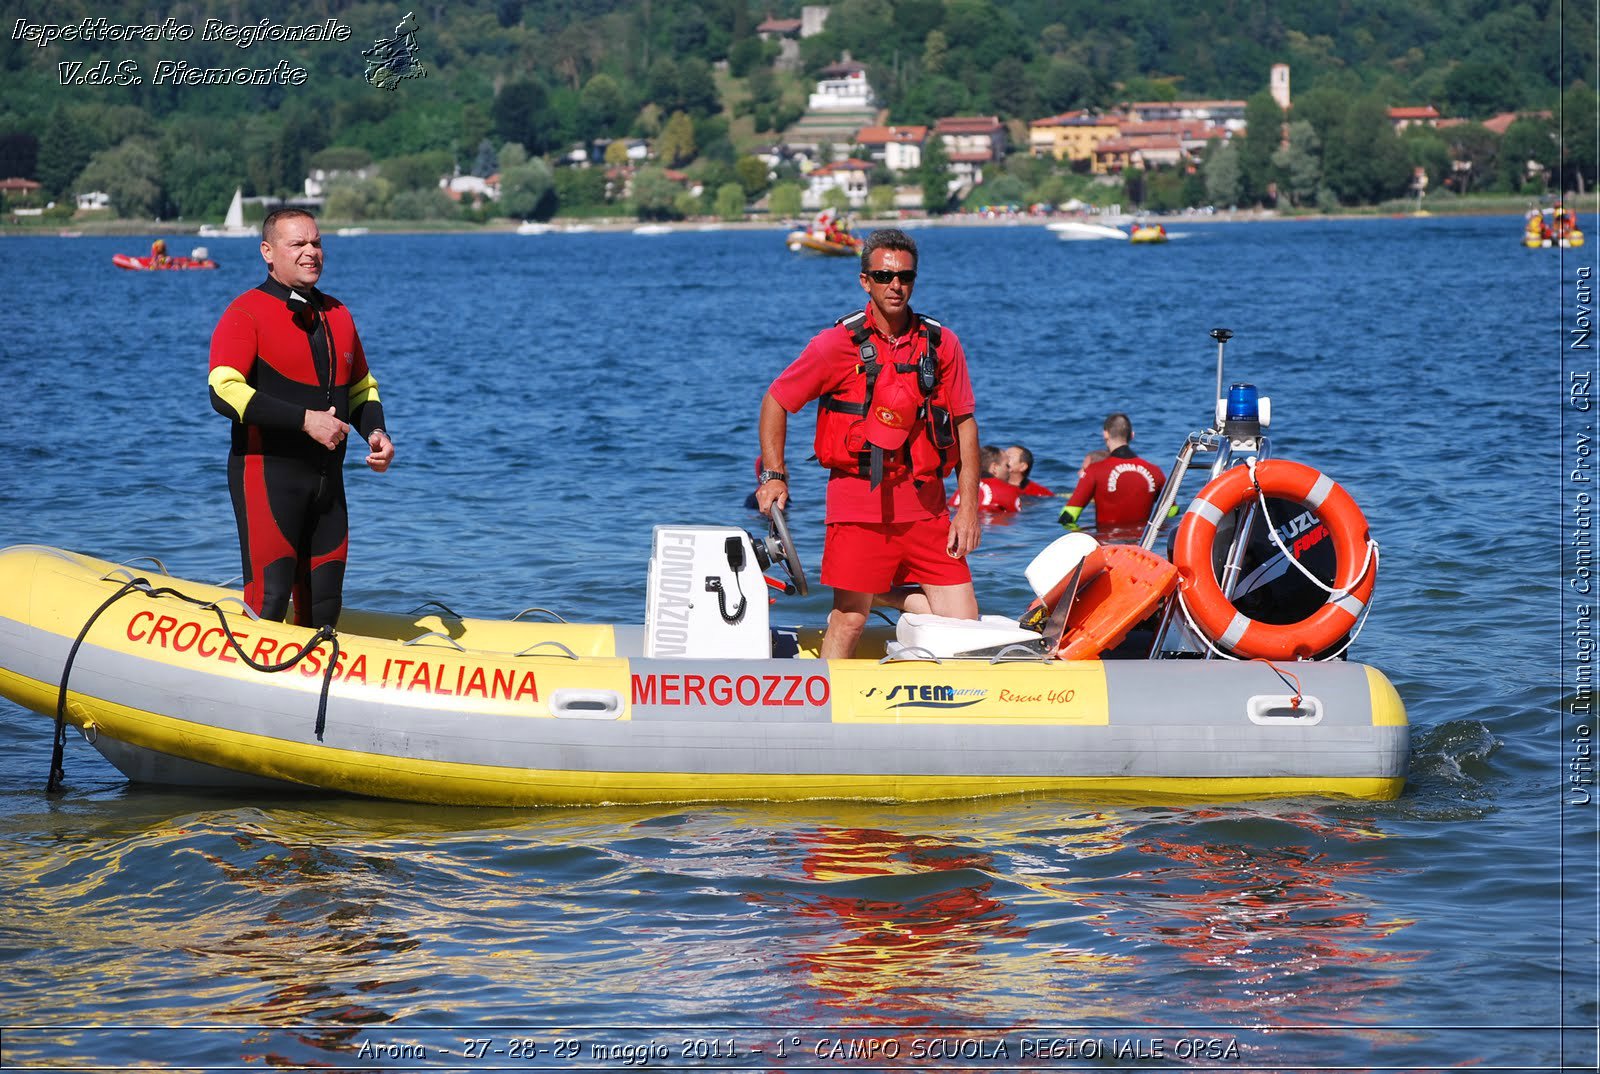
xmin=0 ymin=214 xmax=1595 ymax=1070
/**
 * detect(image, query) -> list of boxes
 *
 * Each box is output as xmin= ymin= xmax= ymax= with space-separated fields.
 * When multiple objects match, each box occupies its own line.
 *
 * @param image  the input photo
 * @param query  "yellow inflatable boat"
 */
xmin=0 ymin=538 xmax=1407 ymax=807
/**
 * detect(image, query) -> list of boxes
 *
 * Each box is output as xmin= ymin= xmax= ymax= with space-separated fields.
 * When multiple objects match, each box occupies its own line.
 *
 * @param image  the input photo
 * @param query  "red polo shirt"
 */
xmin=769 ymin=305 xmax=974 ymax=524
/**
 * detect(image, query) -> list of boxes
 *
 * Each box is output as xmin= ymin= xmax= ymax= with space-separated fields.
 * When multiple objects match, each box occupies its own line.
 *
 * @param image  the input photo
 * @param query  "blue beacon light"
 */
xmin=1226 ymin=382 xmax=1260 ymax=423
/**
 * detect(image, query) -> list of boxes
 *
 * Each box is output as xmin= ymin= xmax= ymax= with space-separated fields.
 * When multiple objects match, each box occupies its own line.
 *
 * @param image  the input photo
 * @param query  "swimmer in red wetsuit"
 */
xmin=208 ymin=208 xmax=394 ymax=627
xmin=1060 ymin=412 xmax=1165 ymax=535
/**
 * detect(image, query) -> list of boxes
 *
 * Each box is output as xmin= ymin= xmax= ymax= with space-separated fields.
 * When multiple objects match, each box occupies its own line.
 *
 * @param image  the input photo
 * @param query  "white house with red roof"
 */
xmin=854 ymin=125 xmax=928 ymax=173
xmin=1389 ymin=105 xmax=1443 ymax=131
xmin=809 ymin=59 xmax=875 ymax=111
xmin=933 ymin=116 xmax=1006 ymax=189
xmin=802 ymin=157 xmax=872 ymax=209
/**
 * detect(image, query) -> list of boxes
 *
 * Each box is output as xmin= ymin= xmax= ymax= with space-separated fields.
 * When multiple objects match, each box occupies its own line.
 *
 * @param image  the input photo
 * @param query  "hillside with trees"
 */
xmin=0 ymin=0 xmax=1591 ymax=222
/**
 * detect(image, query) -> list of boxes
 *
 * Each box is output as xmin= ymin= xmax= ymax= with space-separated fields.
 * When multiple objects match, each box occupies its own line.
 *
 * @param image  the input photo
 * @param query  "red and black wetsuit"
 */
xmin=208 ymin=277 xmax=385 ymax=627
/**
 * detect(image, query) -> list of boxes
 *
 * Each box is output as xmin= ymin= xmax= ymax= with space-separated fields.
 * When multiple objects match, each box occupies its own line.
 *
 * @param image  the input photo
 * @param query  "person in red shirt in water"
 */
xmin=1002 ymin=443 xmax=1054 ymax=496
xmin=757 ymin=228 xmax=982 ymax=658
xmin=951 ymin=444 xmax=1020 ymax=513
xmin=1060 ymin=412 xmax=1165 ymax=536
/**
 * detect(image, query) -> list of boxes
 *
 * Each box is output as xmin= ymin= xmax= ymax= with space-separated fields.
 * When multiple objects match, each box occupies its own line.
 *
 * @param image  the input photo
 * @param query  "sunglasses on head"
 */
xmin=865 ymin=269 xmax=917 ymax=285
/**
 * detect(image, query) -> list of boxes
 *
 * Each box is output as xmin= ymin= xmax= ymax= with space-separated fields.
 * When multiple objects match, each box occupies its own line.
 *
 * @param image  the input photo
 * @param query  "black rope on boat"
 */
xmin=48 ymin=578 xmax=344 ymax=794
xmin=50 ymin=577 xmax=148 ymax=793
xmin=137 ymin=585 xmax=342 ymax=741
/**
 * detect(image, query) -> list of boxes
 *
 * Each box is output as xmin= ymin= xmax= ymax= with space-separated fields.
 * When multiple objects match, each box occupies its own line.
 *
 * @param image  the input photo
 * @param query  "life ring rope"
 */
xmin=1245 ymin=456 xmax=1379 ymax=602
xmin=1171 ymin=558 xmax=1377 ymax=663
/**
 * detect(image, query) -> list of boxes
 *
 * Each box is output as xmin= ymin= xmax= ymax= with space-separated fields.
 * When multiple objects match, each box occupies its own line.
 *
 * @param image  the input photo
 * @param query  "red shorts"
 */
xmin=821 ymin=517 xmax=972 ymax=593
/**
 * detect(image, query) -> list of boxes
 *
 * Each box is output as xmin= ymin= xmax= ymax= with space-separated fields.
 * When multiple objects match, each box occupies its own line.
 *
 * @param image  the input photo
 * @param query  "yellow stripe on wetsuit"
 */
xmin=208 ymin=366 xmax=255 ymax=423
xmin=348 ymin=372 xmax=381 ymax=412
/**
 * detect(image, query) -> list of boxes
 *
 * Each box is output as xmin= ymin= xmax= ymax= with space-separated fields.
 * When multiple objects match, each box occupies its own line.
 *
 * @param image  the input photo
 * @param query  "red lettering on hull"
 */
xmin=119 ymin=612 xmax=535 ymax=702
xmin=630 ymin=673 xmax=831 ymax=708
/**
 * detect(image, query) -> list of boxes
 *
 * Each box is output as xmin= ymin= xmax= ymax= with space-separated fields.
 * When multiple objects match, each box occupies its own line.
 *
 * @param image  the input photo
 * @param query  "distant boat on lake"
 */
xmin=198 ymin=188 xmax=256 ymax=239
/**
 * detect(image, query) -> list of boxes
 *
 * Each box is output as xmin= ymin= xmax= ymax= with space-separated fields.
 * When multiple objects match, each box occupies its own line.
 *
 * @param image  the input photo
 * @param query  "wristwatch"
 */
xmin=758 ymin=469 xmax=788 ymax=485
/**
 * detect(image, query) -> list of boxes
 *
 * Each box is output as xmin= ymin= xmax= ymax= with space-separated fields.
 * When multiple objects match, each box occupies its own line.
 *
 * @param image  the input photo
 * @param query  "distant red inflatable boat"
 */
xmin=112 ymin=253 xmax=218 ymax=271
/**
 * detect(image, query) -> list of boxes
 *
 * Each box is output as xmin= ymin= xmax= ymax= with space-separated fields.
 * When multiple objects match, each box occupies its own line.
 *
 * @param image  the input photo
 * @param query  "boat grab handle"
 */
xmin=118 ymin=555 xmax=171 ymax=576
xmin=512 ymin=606 xmax=569 ymax=623
xmin=202 ymin=597 xmax=260 ymax=621
xmin=515 ymin=640 xmax=579 ymax=660
xmin=100 ymin=568 xmax=147 ymax=586
xmin=409 ymin=600 xmax=463 ymax=619
xmin=404 ymin=631 xmax=467 ymax=651
xmin=1247 ymin=694 xmax=1324 ymax=726
xmin=989 ymin=644 xmax=1051 ymax=663
xmin=551 ymin=689 xmax=623 ymax=719
xmin=882 ymin=646 xmax=942 ymax=664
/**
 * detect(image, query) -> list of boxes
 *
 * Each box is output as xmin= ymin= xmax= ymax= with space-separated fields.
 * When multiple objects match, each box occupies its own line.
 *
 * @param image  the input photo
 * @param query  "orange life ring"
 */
xmin=1173 ymin=460 xmax=1376 ymax=660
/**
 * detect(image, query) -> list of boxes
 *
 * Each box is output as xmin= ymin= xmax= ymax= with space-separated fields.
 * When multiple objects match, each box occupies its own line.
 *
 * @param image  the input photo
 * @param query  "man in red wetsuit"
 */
xmin=1060 ymin=412 xmax=1164 ymax=535
xmin=208 ymin=208 xmax=394 ymax=627
xmin=757 ymin=228 xmax=982 ymax=658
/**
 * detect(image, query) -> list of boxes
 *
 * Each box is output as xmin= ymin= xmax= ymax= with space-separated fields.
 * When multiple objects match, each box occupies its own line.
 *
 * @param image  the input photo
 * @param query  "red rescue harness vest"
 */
xmin=813 ymin=310 xmax=957 ymax=484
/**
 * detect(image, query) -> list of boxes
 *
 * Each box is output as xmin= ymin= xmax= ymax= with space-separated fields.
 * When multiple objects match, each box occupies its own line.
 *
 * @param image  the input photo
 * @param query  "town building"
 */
xmin=854 ymin=125 xmax=927 ymax=173
xmin=1027 ymin=111 xmax=1122 ymax=164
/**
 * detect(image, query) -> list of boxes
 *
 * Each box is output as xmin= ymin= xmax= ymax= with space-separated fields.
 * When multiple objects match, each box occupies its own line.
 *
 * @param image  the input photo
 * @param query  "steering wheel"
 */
xmin=767 ymin=503 xmax=809 ymax=596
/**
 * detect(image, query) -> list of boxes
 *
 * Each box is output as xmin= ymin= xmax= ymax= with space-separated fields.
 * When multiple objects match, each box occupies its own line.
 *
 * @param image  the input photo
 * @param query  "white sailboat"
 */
xmin=198 ymin=188 xmax=256 ymax=238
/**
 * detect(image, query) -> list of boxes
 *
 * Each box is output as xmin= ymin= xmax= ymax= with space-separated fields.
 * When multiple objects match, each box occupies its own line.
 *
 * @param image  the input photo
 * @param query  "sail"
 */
xmin=223 ymin=188 xmax=244 ymax=228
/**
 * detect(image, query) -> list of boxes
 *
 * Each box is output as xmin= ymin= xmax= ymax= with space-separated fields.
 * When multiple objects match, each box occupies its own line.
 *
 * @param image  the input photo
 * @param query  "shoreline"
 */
xmin=4 ymin=200 xmax=1547 ymax=238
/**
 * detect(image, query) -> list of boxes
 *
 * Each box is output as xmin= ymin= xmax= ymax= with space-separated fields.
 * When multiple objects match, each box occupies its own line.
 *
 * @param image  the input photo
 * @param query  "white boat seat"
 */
xmin=894 ymin=613 xmax=1043 ymax=658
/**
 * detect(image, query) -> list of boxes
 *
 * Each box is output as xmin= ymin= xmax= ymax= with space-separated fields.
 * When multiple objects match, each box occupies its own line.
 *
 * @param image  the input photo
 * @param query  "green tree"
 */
xmin=822 ymin=186 xmax=852 ymax=213
xmin=1238 ymin=91 xmax=1283 ymax=205
xmin=1444 ymin=59 xmax=1523 ymax=120
xmin=493 ymin=80 xmax=560 ymax=156
xmin=1399 ymin=125 xmax=1450 ymax=192
xmin=647 ymin=59 xmax=681 ymax=111
xmin=677 ymin=58 xmax=721 ymax=117
xmin=1142 ymin=169 xmax=1187 ymax=212
xmin=923 ymin=30 xmax=950 ymax=76
xmin=37 ymin=107 xmax=95 ymax=197
xmin=74 ymin=139 xmax=161 ymax=217
xmin=868 ymin=183 xmax=896 ymax=215
xmin=769 ymin=181 xmax=802 ymax=217
xmin=1322 ymin=96 xmax=1410 ymax=204
xmin=1039 ymin=59 xmax=1096 ymax=114
xmin=1561 ymin=83 xmax=1598 ymax=193
xmin=714 ymin=182 xmax=745 ymax=219
xmin=499 ymin=146 xmax=557 ymax=219
xmin=389 ymin=188 xmax=457 ymax=220
xmin=1499 ymin=116 xmax=1557 ymax=192
xmin=919 ymin=133 xmax=952 ymax=212
xmin=579 ymin=74 xmax=628 ymax=136
xmin=673 ymin=189 xmax=703 ymax=218
xmin=1203 ymin=140 xmax=1241 ymax=206
xmin=735 ymin=155 xmax=770 ymax=197
xmin=323 ymin=179 xmax=389 ymax=221
xmin=983 ymin=173 xmax=1027 ymax=207
xmin=1272 ymin=121 xmax=1322 ymax=207
xmin=553 ymin=165 xmax=608 ymax=209
xmin=728 ymin=36 xmax=766 ymax=78
xmin=632 ymin=166 xmax=682 ymax=219
xmin=658 ymin=111 xmax=697 ymax=167
xmin=989 ymin=57 xmax=1034 ymax=120
xmin=1442 ymin=123 xmax=1499 ymax=194
xmin=381 ymin=151 xmax=454 ymax=191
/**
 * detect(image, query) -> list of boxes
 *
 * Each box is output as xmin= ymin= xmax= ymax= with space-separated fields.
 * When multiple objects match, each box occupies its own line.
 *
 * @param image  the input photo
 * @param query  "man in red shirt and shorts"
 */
xmin=756 ymin=228 xmax=982 ymax=658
